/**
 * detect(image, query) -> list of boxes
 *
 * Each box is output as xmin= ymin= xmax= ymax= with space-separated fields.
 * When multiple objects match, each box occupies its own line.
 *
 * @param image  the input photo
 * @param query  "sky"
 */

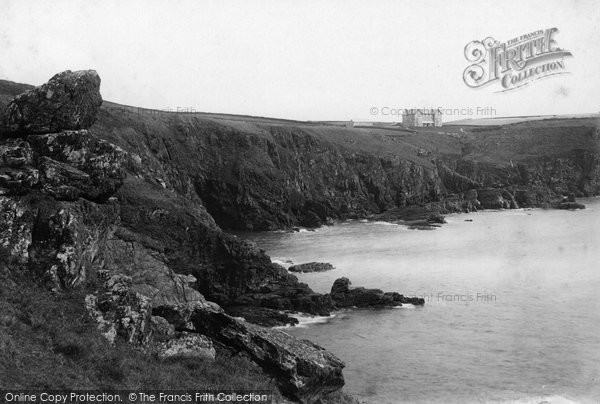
xmin=1 ymin=0 xmax=599 ymax=122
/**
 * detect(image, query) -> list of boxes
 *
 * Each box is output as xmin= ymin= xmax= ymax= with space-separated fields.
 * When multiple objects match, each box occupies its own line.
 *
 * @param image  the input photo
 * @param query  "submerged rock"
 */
xmin=288 ymin=262 xmax=334 ymax=273
xmin=329 ymin=277 xmax=425 ymax=308
xmin=552 ymin=193 xmax=586 ymax=209
xmin=555 ymin=201 xmax=586 ymax=210
xmin=3 ymin=70 xmax=102 ymax=135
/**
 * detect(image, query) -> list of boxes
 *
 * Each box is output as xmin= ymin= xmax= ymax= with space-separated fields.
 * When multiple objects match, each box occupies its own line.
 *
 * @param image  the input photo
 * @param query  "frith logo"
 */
xmin=463 ymin=28 xmax=573 ymax=92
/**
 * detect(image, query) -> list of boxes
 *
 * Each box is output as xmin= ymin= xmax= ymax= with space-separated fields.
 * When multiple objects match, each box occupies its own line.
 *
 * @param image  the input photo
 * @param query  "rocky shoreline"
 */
xmin=0 ymin=70 xmax=597 ymax=403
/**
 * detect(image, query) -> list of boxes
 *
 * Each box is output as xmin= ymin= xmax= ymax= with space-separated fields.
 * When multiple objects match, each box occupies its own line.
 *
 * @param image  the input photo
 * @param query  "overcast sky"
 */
xmin=1 ymin=0 xmax=598 ymax=121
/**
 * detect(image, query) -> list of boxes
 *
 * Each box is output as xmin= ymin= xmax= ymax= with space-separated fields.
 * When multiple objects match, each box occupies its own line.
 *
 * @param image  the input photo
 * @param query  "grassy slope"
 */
xmin=445 ymin=118 xmax=599 ymax=164
xmin=99 ymin=99 xmax=598 ymax=170
xmin=0 ymin=279 xmax=283 ymax=395
xmin=0 ymin=278 xmax=360 ymax=403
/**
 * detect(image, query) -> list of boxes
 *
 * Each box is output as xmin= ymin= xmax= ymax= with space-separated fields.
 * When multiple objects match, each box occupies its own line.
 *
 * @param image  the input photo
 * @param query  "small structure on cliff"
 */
xmin=403 ymin=109 xmax=442 ymax=127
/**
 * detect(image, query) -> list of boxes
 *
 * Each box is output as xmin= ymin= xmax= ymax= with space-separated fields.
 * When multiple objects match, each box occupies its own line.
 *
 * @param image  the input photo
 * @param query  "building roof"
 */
xmin=403 ymin=109 xmax=442 ymax=115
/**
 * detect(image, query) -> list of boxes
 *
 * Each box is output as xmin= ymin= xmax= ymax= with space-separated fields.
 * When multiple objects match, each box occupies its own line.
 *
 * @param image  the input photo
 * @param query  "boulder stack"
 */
xmin=3 ymin=70 xmax=102 ymax=135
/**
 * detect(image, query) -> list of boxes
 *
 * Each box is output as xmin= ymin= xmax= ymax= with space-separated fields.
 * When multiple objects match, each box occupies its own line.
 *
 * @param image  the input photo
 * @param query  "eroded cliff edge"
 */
xmin=95 ymin=104 xmax=598 ymax=228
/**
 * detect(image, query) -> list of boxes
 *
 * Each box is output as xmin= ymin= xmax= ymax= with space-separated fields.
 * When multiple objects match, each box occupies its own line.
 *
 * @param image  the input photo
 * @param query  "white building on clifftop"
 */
xmin=402 ymin=109 xmax=442 ymax=127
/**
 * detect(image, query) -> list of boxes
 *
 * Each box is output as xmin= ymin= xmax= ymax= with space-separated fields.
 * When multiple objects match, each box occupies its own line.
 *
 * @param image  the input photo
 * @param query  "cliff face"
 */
xmin=90 ymin=105 xmax=599 ymax=231
xmin=92 ymin=110 xmax=446 ymax=231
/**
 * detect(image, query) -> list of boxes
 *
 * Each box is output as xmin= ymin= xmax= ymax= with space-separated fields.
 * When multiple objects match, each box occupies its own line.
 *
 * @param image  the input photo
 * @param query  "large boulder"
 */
xmin=3 ymin=70 xmax=102 ymax=135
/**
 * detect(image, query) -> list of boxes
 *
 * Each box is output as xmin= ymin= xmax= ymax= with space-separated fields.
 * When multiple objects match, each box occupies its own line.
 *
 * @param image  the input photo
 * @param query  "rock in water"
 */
xmin=288 ymin=262 xmax=334 ymax=273
xmin=329 ymin=277 xmax=425 ymax=308
xmin=3 ymin=70 xmax=102 ymax=135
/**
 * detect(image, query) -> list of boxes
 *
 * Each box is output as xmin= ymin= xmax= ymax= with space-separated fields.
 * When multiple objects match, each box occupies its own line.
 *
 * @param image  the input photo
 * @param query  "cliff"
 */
xmin=1 ymin=71 xmax=599 ymax=403
xmin=94 ymin=102 xmax=599 ymax=230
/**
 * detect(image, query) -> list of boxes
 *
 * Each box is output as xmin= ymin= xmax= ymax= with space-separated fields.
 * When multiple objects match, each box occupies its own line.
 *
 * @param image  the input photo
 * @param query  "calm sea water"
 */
xmin=241 ymin=198 xmax=600 ymax=404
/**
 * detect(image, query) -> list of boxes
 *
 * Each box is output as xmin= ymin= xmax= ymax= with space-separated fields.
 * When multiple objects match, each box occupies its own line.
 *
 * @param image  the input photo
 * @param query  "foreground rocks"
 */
xmin=3 ymin=70 xmax=102 ymax=135
xmin=0 ymin=70 xmax=349 ymax=403
xmin=330 ymin=277 xmax=425 ymax=308
xmin=191 ymin=307 xmax=345 ymax=402
xmin=289 ymin=262 xmax=334 ymax=273
xmin=85 ymin=273 xmax=345 ymax=402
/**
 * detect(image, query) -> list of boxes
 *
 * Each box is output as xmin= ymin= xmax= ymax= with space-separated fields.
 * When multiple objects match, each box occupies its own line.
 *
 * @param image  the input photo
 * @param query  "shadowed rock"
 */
xmin=3 ymin=70 xmax=102 ymax=135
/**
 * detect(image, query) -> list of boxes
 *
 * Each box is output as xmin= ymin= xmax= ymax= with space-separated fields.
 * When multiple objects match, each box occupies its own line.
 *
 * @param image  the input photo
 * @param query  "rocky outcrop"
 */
xmin=0 ymin=71 xmax=350 ymax=403
xmin=329 ymin=277 xmax=425 ymax=308
xmin=189 ymin=305 xmax=345 ymax=403
xmin=3 ymin=70 xmax=102 ymax=135
xmin=289 ymin=262 xmax=334 ymax=273
xmin=86 ymin=273 xmax=345 ymax=402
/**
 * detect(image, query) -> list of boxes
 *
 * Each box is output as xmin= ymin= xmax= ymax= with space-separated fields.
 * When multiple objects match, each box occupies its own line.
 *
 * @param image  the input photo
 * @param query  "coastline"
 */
xmin=255 ymin=200 xmax=600 ymax=402
xmin=1 ymin=71 xmax=598 ymax=403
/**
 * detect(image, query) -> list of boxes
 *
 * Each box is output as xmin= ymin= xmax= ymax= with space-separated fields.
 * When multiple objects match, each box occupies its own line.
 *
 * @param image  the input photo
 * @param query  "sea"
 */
xmin=240 ymin=198 xmax=600 ymax=404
